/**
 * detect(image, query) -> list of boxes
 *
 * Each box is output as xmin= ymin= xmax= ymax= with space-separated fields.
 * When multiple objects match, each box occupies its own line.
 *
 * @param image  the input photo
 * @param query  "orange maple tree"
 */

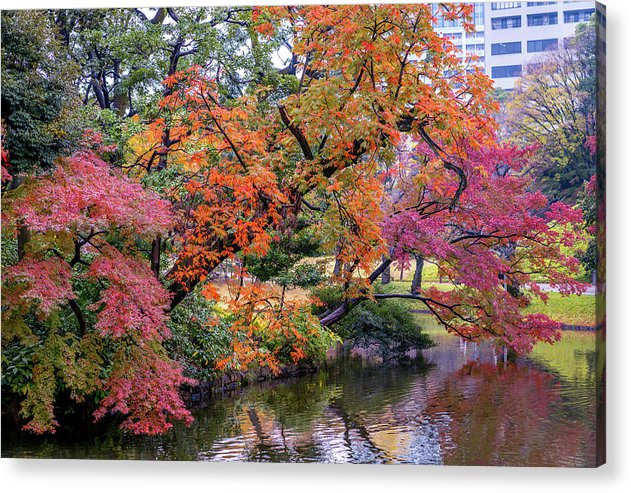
xmin=125 ymin=4 xmax=506 ymax=371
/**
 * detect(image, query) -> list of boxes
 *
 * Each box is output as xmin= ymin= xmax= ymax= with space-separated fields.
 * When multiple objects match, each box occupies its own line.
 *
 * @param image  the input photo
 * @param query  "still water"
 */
xmin=2 ymin=323 xmax=604 ymax=466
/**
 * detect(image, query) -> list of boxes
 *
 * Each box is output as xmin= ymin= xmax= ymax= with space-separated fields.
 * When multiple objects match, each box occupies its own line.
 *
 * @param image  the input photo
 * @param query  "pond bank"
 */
xmin=182 ymin=313 xmax=599 ymax=405
xmin=560 ymin=323 xmax=598 ymax=331
xmin=181 ymin=363 xmax=320 ymax=405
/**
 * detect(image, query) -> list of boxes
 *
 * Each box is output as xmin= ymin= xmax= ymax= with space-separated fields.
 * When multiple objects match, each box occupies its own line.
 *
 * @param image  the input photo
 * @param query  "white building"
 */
xmin=483 ymin=1 xmax=599 ymax=89
xmin=432 ymin=2 xmax=487 ymax=71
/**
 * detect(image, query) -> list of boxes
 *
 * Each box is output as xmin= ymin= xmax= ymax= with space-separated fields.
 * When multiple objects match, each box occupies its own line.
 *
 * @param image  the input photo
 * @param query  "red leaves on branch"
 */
xmin=93 ymin=342 xmax=194 ymax=435
xmin=2 ymin=148 xmax=193 ymax=435
xmin=87 ymin=249 xmax=172 ymax=340
xmin=382 ymin=140 xmax=588 ymax=353
xmin=6 ymin=151 xmax=173 ymax=237
xmin=4 ymin=257 xmax=75 ymax=316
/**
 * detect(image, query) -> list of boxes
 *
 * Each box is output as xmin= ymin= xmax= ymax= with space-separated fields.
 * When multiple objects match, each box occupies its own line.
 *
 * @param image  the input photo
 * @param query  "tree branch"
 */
xmin=68 ymin=299 xmax=87 ymax=337
xmin=417 ymin=124 xmax=467 ymax=210
xmin=318 ymin=255 xmax=393 ymax=326
xmin=278 ymin=105 xmax=314 ymax=160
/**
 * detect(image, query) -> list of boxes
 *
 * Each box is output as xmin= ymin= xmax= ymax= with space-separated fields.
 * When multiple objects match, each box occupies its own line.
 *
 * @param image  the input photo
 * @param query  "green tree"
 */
xmin=506 ymin=20 xmax=597 ymax=203
xmin=1 ymin=10 xmax=81 ymax=173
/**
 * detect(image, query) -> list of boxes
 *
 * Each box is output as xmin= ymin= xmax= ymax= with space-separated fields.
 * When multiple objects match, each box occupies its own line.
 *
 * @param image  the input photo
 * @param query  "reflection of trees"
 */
xmin=425 ymin=362 xmax=595 ymax=467
xmin=324 ymin=402 xmax=385 ymax=463
xmin=238 ymin=359 xmax=429 ymax=462
xmin=2 ymin=333 xmax=599 ymax=466
xmin=324 ymin=357 xmax=430 ymax=414
xmin=245 ymin=372 xmax=339 ymax=432
xmin=155 ymin=348 xmax=598 ymax=465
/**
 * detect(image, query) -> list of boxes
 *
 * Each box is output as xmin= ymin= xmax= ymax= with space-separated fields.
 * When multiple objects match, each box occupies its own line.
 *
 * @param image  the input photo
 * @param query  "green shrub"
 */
xmin=338 ymin=299 xmax=434 ymax=362
xmin=310 ymin=285 xmax=434 ymax=361
xmin=274 ymin=262 xmax=325 ymax=289
xmin=309 ymin=285 xmax=344 ymax=316
xmin=165 ymin=292 xmax=232 ymax=381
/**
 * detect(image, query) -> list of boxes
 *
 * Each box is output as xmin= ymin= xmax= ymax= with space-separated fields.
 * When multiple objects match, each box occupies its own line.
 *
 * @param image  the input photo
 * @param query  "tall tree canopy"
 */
xmin=1 ymin=10 xmax=81 ymax=173
xmin=505 ymin=20 xmax=597 ymax=203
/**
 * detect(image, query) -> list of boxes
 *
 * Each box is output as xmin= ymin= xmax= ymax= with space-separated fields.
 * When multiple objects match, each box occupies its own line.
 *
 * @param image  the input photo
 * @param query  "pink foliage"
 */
xmin=22 ymin=417 xmax=59 ymax=435
xmin=2 ymin=149 xmax=192 ymax=435
xmin=585 ymin=135 xmax=597 ymax=157
xmin=1 ymin=150 xmax=11 ymax=185
xmin=5 ymin=257 xmax=75 ymax=316
xmin=10 ymin=151 xmax=173 ymax=237
xmin=93 ymin=342 xmax=194 ymax=435
xmin=87 ymin=249 xmax=172 ymax=340
xmin=80 ymin=128 xmax=118 ymax=155
xmin=381 ymin=140 xmax=588 ymax=353
xmin=1 ymin=126 xmax=11 ymax=185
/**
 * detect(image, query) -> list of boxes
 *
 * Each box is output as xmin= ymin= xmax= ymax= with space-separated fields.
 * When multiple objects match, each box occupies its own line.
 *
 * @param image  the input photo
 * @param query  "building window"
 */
xmin=492 ymin=65 xmax=522 ymax=78
xmin=527 ymin=12 xmax=558 ymax=26
xmin=433 ymin=17 xmax=459 ymax=28
xmin=431 ymin=4 xmax=460 ymax=28
xmin=466 ymin=31 xmax=485 ymax=39
xmin=466 ymin=43 xmax=485 ymax=51
xmin=527 ymin=2 xmax=557 ymax=6
xmin=564 ymin=9 xmax=595 ymax=23
xmin=473 ymin=3 xmax=485 ymax=25
xmin=527 ymin=38 xmax=558 ymax=52
xmin=492 ymin=15 xmax=522 ymax=30
xmin=596 ymin=9 xmax=606 ymax=28
xmin=491 ymin=41 xmax=522 ymax=55
xmin=491 ymin=2 xmax=521 ymax=10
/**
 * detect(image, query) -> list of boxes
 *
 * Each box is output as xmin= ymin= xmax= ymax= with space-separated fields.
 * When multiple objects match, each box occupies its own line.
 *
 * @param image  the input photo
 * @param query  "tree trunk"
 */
xmin=17 ymin=224 xmax=30 ymax=261
xmin=381 ymin=256 xmax=391 ymax=284
xmin=11 ymin=176 xmax=30 ymax=261
xmin=333 ymin=257 xmax=342 ymax=277
xmin=411 ymin=254 xmax=424 ymax=294
xmin=68 ymin=299 xmax=87 ymax=337
xmin=151 ymin=235 xmax=161 ymax=279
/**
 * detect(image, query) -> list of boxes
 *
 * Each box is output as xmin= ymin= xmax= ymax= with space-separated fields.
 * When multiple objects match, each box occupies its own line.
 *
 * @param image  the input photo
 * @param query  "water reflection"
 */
xmin=2 ymin=325 xmax=603 ymax=467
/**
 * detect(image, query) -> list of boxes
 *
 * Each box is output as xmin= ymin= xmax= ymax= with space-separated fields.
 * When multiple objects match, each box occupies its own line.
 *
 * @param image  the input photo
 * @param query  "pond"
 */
xmin=1 ymin=322 xmax=605 ymax=466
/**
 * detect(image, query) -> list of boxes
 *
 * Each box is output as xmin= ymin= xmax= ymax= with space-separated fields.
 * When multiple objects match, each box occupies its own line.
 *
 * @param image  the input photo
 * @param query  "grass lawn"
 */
xmin=523 ymin=292 xmax=595 ymax=327
xmin=376 ymin=279 xmax=595 ymax=327
xmin=211 ymin=266 xmax=596 ymax=328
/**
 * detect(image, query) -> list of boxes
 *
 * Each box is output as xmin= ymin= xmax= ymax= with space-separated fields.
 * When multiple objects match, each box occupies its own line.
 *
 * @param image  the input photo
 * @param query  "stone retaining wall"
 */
xmin=181 ymin=363 xmax=320 ymax=405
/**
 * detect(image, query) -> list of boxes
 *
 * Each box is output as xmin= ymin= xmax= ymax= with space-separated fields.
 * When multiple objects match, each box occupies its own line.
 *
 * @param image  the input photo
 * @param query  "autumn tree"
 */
xmin=1 ymin=143 xmax=193 ymax=435
xmin=1 ymin=10 xmax=82 ymax=173
xmin=130 ymin=4 xmax=584 ymax=359
xmin=377 ymin=140 xmax=586 ymax=354
xmin=50 ymin=7 xmax=262 ymax=115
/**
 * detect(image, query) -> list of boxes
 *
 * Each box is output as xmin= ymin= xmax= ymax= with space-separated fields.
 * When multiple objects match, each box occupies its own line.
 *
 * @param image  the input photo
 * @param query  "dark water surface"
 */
xmin=2 ymin=324 xmax=604 ymax=466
